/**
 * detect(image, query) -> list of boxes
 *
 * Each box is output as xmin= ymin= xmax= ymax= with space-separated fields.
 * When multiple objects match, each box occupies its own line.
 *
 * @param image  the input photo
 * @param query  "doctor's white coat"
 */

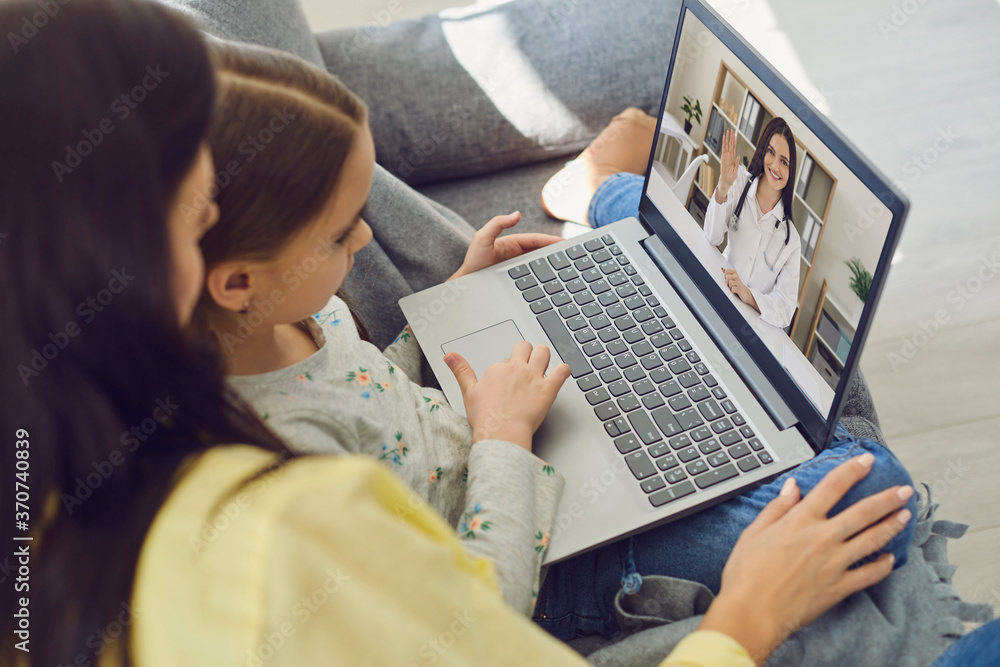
xmin=704 ymin=166 xmax=801 ymax=329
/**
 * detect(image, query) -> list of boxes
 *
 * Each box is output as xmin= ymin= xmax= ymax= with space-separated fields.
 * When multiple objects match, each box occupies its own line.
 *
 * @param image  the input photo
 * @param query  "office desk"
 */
xmin=646 ymin=169 xmax=835 ymax=416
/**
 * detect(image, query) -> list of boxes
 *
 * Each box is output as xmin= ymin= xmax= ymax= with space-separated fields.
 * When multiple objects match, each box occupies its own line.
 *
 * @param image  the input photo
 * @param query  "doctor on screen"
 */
xmin=704 ymin=119 xmax=801 ymax=329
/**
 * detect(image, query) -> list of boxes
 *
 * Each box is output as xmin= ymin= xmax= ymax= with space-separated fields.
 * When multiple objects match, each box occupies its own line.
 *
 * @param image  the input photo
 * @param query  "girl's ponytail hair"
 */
xmin=198 ymin=42 xmax=368 ymax=269
xmin=194 ymin=42 xmax=371 ymax=341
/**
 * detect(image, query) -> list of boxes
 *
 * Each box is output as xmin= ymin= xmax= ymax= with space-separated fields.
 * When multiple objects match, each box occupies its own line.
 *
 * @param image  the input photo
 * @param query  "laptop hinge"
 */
xmin=641 ymin=234 xmax=798 ymax=431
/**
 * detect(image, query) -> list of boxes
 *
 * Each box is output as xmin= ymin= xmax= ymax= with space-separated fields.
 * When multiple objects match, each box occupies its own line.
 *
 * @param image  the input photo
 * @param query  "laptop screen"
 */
xmin=640 ymin=0 xmax=908 ymax=448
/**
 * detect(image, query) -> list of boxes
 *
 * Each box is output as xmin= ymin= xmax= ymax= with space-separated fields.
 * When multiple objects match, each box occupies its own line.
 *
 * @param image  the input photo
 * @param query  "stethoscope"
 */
xmin=728 ymin=174 xmax=791 ymax=272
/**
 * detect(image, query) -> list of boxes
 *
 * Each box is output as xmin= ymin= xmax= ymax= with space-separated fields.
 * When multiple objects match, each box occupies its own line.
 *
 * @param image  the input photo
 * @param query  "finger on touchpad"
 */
xmin=441 ymin=320 xmax=525 ymax=378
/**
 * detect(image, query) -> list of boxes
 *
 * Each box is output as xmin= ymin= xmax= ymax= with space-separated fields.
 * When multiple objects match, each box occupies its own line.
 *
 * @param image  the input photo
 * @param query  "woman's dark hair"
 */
xmin=0 ymin=1 xmax=291 ymax=664
xmin=748 ymin=117 xmax=797 ymax=224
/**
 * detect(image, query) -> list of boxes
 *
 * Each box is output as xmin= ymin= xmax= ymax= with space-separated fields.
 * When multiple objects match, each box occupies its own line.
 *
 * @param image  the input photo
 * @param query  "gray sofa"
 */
xmin=170 ymin=0 xmax=675 ymax=349
xmin=315 ymin=0 xmax=675 ymax=235
xmin=160 ymin=1 xmax=992 ymax=664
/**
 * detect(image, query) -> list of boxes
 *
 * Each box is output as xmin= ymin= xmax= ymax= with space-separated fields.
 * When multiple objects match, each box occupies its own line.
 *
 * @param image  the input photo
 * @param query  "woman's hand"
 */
xmin=448 ymin=212 xmax=563 ymax=280
xmin=444 ymin=341 xmax=571 ymax=451
xmin=699 ymin=455 xmax=914 ymax=664
xmin=722 ymin=268 xmax=759 ymax=312
xmin=716 ymin=128 xmax=739 ymax=204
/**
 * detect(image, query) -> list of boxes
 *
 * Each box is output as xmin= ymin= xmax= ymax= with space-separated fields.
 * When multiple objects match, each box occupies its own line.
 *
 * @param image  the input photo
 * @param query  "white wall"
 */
xmin=301 ymin=0 xmax=472 ymax=31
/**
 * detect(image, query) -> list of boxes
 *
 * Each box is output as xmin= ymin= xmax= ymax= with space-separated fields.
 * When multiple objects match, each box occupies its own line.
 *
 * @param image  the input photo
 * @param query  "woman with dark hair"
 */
xmin=0 ymin=0 xmax=570 ymax=663
xmin=704 ymin=121 xmax=801 ymax=329
xmin=541 ymin=112 xmax=801 ymax=329
xmin=0 ymin=2 xmax=977 ymax=665
xmin=0 ymin=0 xmax=291 ymax=663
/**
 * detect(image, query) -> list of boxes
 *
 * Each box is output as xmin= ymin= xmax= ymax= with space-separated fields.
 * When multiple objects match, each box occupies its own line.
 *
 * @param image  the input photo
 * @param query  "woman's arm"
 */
xmin=746 ymin=243 xmax=800 ymax=328
xmin=698 ymin=458 xmax=913 ymax=665
xmin=264 ymin=455 xmax=757 ymax=667
xmin=703 ymin=180 xmax=737 ymax=247
xmin=447 ymin=212 xmax=562 ymax=281
xmin=721 ymin=234 xmax=799 ymax=327
xmin=704 ymin=131 xmax=743 ymax=247
xmin=381 ymin=324 xmax=424 ymax=385
xmin=263 ymin=456 xmax=591 ymax=666
xmin=135 ymin=445 xmax=909 ymax=667
xmin=434 ymin=343 xmax=570 ymax=614
xmin=455 ymin=439 xmax=564 ymax=615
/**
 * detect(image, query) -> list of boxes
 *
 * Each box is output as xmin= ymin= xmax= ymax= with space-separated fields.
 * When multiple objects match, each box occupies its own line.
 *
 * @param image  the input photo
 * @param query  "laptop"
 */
xmin=400 ymin=0 xmax=909 ymax=565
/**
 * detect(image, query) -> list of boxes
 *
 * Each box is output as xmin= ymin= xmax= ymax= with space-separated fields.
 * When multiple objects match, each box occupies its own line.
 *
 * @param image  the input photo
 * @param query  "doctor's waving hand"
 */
xmin=704 ymin=119 xmax=801 ymax=329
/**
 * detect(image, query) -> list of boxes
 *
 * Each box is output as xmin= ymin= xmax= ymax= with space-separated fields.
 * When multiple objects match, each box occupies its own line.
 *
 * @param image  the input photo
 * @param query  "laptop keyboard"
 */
xmin=507 ymin=233 xmax=775 ymax=508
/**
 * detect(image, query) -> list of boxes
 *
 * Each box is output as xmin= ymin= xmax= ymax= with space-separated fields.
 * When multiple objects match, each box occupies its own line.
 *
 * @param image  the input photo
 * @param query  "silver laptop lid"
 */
xmin=637 ymin=0 xmax=909 ymax=451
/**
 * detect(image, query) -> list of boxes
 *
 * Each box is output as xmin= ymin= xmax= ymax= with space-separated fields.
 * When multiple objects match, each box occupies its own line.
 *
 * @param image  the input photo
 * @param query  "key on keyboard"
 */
xmin=511 ymin=236 xmax=780 ymax=507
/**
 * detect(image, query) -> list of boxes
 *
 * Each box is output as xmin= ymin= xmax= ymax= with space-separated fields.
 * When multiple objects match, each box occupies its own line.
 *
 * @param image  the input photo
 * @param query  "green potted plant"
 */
xmin=845 ymin=257 xmax=872 ymax=303
xmin=681 ymin=96 xmax=703 ymax=135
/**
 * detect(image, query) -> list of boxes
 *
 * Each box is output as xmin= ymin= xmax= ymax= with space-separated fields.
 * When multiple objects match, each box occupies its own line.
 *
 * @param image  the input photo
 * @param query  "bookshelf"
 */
xmin=683 ymin=61 xmax=837 ymax=346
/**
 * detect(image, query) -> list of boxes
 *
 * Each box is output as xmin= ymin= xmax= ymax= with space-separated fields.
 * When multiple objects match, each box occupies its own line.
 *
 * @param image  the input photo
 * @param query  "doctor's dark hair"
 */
xmin=0 ymin=1 xmax=291 ymax=665
xmin=748 ymin=117 xmax=797 ymax=224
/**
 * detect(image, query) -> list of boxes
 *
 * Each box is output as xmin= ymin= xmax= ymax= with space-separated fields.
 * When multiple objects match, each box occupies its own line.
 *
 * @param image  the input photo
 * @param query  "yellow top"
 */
xmin=130 ymin=445 xmax=753 ymax=667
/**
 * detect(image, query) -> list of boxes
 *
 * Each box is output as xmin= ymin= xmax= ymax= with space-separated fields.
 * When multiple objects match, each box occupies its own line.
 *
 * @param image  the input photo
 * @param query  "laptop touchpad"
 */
xmin=441 ymin=320 xmax=526 ymax=379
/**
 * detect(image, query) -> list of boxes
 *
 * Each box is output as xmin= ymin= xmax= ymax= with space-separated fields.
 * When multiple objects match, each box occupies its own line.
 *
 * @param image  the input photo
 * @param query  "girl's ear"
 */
xmin=205 ymin=262 xmax=253 ymax=312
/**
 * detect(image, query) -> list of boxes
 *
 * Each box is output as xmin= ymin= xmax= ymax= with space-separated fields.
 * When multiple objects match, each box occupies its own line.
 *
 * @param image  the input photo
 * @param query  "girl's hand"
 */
xmin=722 ymin=268 xmax=758 ymax=312
xmin=716 ymin=128 xmax=739 ymax=203
xmin=449 ymin=212 xmax=562 ymax=280
xmin=444 ymin=341 xmax=571 ymax=451
xmin=699 ymin=455 xmax=914 ymax=664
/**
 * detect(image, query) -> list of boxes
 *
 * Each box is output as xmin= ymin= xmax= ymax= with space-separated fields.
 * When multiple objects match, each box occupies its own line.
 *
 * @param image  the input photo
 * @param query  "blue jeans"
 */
xmin=931 ymin=618 xmax=1000 ymax=666
xmin=587 ymin=172 xmax=645 ymax=227
xmin=533 ymin=423 xmax=918 ymax=641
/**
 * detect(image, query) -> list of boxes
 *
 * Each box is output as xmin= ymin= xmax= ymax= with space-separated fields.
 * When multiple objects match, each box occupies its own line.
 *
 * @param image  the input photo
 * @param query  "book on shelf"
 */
xmin=797 ymin=153 xmax=814 ymax=199
xmin=705 ymin=107 xmax=724 ymax=154
xmin=800 ymin=213 xmax=815 ymax=257
xmin=738 ymin=97 xmax=752 ymax=136
xmin=699 ymin=163 xmax=715 ymax=195
xmin=804 ymin=215 xmax=821 ymax=263
xmin=738 ymin=95 xmax=761 ymax=139
xmin=750 ymin=108 xmax=769 ymax=146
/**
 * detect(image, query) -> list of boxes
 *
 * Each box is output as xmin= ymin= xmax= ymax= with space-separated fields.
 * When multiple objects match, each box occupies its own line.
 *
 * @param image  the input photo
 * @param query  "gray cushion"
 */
xmin=316 ymin=0 xmax=681 ymax=185
xmin=416 ymin=156 xmax=569 ymax=236
xmin=163 ymin=0 xmax=324 ymax=66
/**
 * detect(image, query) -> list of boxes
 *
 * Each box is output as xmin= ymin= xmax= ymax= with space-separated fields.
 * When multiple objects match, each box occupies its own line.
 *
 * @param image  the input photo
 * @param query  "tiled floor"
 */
xmin=305 ymin=0 xmax=1000 ymax=612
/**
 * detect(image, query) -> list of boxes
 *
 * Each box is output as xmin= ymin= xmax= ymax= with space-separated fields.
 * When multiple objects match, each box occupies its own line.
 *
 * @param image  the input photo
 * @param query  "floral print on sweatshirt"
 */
xmin=226 ymin=294 xmax=564 ymax=618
